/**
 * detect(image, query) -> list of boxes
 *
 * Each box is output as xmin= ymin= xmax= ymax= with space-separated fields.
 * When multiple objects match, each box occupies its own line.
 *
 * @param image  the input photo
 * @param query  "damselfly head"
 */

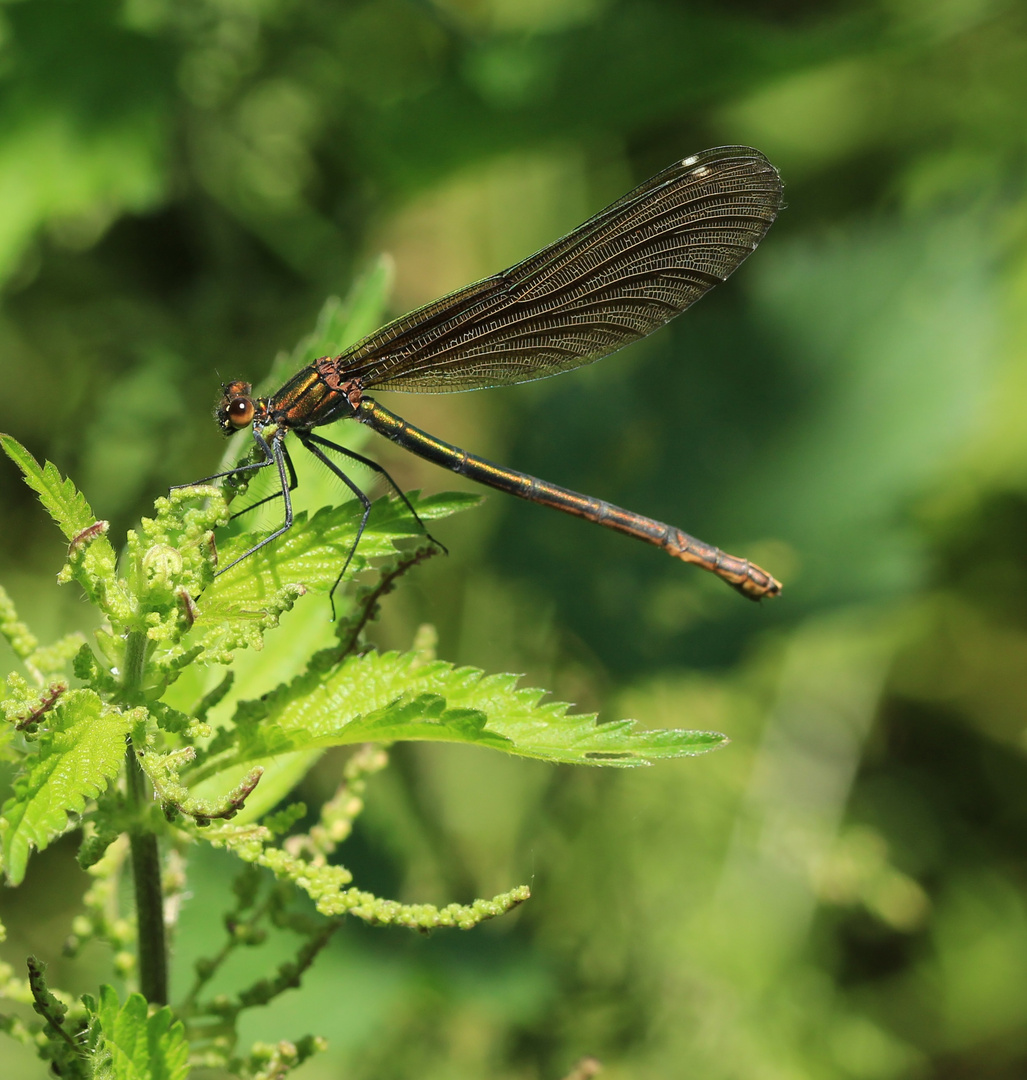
xmin=217 ymin=381 xmax=257 ymax=434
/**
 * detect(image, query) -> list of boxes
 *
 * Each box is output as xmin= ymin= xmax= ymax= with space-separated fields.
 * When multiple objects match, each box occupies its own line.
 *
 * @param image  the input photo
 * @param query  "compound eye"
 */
xmin=227 ymin=397 xmax=254 ymax=428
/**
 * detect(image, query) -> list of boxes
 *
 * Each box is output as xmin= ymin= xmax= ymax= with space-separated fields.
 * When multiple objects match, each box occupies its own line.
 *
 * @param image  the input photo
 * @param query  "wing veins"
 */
xmin=336 ymin=147 xmax=782 ymax=393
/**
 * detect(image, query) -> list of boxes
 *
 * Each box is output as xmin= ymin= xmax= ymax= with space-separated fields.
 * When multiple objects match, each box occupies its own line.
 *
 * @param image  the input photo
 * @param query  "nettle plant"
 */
xmin=0 ymin=278 xmax=725 ymax=1079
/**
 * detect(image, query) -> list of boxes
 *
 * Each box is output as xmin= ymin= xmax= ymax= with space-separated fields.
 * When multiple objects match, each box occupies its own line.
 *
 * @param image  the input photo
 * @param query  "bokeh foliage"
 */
xmin=2 ymin=0 xmax=1027 ymax=1077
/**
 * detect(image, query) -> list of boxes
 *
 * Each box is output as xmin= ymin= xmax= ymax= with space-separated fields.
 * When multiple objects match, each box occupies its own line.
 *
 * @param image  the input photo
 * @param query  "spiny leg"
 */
xmin=227 ymin=441 xmax=299 ymax=521
xmin=215 ymin=432 xmax=295 ymax=577
xmin=297 ymin=434 xmax=373 ymax=618
xmin=303 ymin=432 xmax=446 ymax=555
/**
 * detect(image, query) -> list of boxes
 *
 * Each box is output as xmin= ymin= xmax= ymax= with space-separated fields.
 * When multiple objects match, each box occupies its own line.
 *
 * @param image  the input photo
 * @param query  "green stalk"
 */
xmin=122 ymin=629 xmax=168 ymax=1006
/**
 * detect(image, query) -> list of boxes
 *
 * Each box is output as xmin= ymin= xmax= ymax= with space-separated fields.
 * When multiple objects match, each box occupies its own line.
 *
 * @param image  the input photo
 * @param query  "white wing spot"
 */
xmin=692 ymin=165 xmax=710 ymax=178
xmin=682 ymin=155 xmax=699 ymax=167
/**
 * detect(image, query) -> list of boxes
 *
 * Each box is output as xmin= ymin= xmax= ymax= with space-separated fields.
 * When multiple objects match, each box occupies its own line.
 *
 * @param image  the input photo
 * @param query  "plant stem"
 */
xmin=122 ymin=628 xmax=149 ymax=700
xmin=127 ymin=745 xmax=168 ymax=1005
xmin=122 ymin=629 xmax=169 ymax=1006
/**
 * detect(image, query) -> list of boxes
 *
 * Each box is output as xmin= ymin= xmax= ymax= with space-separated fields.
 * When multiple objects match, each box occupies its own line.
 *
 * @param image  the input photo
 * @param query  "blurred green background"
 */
xmin=3 ymin=0 xmax=1027 ymax=1076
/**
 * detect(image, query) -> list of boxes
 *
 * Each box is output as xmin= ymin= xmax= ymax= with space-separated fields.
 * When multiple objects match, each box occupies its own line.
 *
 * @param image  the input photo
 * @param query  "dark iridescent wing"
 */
xmin=338 ymin=146 xmax=783 ymax=393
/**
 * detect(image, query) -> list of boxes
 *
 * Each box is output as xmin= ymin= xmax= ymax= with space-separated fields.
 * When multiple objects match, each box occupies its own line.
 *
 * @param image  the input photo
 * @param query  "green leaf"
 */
xmin=91 ymin=985 xmax=189 ymax=1080
xmin=0 ymin=690 xmax=133 ymax=885
xmin=1 ymin=433 xmax=103 ymax=540
xmin=1 ymin=434 xmax=125 ymax=613
xmin=192 ymin=650 xmax=726 ymax=790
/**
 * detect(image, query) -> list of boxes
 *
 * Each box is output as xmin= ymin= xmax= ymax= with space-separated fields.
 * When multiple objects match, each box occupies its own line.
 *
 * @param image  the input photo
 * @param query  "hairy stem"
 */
xmin=122 ymin=629 xmax=168 ymax=1006
xmin=127 ymin=744 xmax=168 ymax=1005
